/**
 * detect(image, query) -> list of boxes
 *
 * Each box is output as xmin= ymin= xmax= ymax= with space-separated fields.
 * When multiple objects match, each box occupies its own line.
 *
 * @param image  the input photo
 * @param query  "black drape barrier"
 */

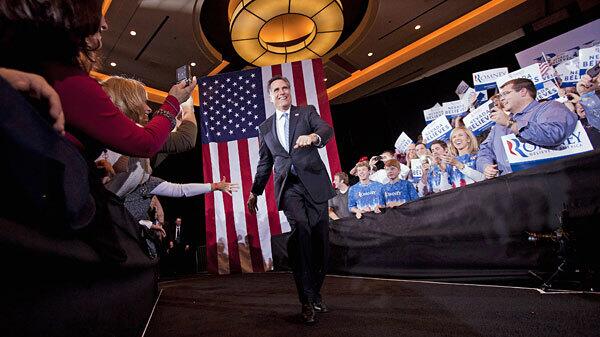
xmin=272 ymin=151 xmax=600 ymax=280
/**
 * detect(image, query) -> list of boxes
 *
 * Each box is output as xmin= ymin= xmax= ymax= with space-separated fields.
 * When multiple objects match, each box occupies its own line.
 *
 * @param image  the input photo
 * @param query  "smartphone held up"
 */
xmin=176 ymin=64 xmax=192 ymax=86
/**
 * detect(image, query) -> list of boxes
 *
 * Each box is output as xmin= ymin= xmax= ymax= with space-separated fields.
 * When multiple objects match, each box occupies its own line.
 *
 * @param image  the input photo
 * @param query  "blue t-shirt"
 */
xmin=449 ymin=153 xmax=478 ymax=188
xmin=383 ymin=180 xmax=418 ymax=206
xmin=348 ymin=180 xmax=385 ymax=211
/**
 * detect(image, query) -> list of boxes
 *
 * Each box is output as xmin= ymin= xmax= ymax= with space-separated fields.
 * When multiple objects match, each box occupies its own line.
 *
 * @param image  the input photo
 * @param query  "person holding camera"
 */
xmin=476 ymin=78 xmax=577 ymax=178
xmin=417 ymin=140 xmax=452 ymax=196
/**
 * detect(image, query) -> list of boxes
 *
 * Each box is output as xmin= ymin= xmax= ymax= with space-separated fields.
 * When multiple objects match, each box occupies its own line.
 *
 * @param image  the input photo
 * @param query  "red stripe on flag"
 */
xmin=264 ymin=176 xmax=282 ymax=235
xmin=217 ymin=142 xmax=242 ymax=273
xmin=291 ymin=61 xmax=307 ymax=106
xmin=312 ymin=58 xmax=342 ymax=176
xmin=237 ymin=139 xmax=265 ymax=272
xmin=271 ymin=64 xmax=282 ymax=77
xmin=201 ymin=143 xmax=217 ymax=274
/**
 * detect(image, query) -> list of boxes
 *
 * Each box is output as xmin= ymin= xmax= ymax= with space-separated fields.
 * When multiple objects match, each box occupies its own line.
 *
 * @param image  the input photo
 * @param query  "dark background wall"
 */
xmin=155 ymin=9 xmax=599 ymax=247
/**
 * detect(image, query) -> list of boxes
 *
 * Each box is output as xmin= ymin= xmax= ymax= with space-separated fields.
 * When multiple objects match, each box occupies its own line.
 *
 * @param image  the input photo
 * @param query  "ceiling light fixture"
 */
xmin=191 ymin=62 xmax=197 ymax=67
xmin=368 ymin=52 xmax=373 ymax=57
xmin=228 ymin=0 xmax=344 ymax=66
xmin=110 ymin=62 xmax=117 ymax=67
xmin=130 ymin=30 xmax=137 ymax=36
xmin=324 ymin=78 xmax=328 ymax=82
xmin=414 ymin=25 xmax=421 ymax=30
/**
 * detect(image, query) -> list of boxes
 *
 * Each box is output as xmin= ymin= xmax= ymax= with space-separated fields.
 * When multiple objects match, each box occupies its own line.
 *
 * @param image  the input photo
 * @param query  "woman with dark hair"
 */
xmin=0 ymin=0 xmax=196 ymax=164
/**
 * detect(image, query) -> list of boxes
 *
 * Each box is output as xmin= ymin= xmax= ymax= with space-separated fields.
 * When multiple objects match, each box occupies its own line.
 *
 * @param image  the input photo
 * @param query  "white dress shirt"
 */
xmin=275 ymin=108 xmax=291 ymax=152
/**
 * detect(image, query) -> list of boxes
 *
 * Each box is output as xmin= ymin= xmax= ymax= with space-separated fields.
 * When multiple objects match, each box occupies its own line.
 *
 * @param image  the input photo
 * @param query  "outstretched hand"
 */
xmin=293 ymin=133 xmax=318 ymax=149
xmin=212 ymin=176 xmax=239 ymax=196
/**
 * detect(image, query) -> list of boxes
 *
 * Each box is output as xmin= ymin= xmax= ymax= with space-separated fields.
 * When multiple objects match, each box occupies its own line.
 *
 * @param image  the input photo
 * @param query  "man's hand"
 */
xmin=373 ymin=206 xmax=382 ymax=214
xmin=355 ymin=211 xmax=363 ymax=219
xmin=490 ymin=107 xmax=510 ymax=127
xmin=576 ymin=74 xmax=597 ymax=95
xmin=293 ymin=133 xmax=318 ymax=149
xmin=484 ymin=164 xmax=499 ymax=179
xmin=0 ymin=68 xmax=64 ymax=134
xmin=247 ymin=192 xmax=258 ymax=214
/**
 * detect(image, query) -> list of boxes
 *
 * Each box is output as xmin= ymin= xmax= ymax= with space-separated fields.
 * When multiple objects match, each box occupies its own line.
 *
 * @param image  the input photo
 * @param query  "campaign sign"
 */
xmin=424 ymin=104 xmax=444 ymax=124
xmin=473 ymin=67 xmax=509 ymax=91
xmin=501 ymin=121 xmax=593 ymax=172
xmin=422 ymin=115 xmax=452 ymax=145
xmin=555 ymin=57 xmax=580 ymax=87
xmin=578 ymin=44 xmax=600 ymax=75
xmin=463 ymin=100 xmax=494 ymax=136
xmin=410 ymin=159 xmax=423 ymax=180
xmin=496 ymin=63 xmax=544 ymax=89
xmin=443 ymin=99 xmax=470 ymax=119
xmin=536 ymin=81 xmax=560 ymax=101
xmin=395 ymin=132 xmax=413 ymax=153
xmin=455 ymin=80 xmax=470 ymax=98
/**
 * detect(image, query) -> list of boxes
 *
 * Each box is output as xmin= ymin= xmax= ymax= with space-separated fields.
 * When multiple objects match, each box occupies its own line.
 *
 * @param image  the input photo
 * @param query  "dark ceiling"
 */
xmin=101 ymin=0 xmax=598 ymax=104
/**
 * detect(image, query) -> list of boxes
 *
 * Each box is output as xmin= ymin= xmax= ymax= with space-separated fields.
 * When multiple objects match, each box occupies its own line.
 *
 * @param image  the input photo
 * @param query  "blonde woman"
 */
xmin=442 ymin=126 xmax=485 ymax=188
xmin=99 ymin=76 xmax=238 ymax=223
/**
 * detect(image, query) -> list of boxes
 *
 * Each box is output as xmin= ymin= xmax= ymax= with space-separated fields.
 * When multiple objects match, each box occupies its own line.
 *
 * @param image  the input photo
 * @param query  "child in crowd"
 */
xmin=348 ymin=161 xmax=385 ymax=219
xmin=382 ymin=159 xmax=418 ymax=207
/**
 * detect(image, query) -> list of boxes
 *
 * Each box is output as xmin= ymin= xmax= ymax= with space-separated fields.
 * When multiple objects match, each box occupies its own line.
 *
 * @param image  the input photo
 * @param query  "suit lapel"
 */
xmin=268 ymin=114 xmax=287 ymax=154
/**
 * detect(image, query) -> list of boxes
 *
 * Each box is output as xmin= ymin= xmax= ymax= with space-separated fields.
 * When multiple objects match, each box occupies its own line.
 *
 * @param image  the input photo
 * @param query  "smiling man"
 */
xmin=476 ymin=78 xmax=577 ymax=178
xmin=247 ymin=75 xmax=334 ymax=325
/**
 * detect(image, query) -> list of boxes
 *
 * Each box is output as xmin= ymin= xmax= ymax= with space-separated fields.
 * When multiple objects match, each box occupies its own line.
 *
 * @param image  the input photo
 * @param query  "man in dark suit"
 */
xmin=247 ymin=75 xmax=335 ymax=325
xmin=166 ymin=217 xmax=190 ymax=274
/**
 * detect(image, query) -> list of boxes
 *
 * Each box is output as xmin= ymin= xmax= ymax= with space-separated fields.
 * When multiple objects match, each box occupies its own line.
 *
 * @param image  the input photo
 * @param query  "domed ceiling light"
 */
xmin=228 ymin=0 xmax=343 ymax=66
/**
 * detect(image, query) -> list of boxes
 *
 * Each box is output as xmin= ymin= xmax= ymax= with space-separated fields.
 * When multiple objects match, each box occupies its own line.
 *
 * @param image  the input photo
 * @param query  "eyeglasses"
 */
xmin=500 ymin=90 xmax=514 ymax=97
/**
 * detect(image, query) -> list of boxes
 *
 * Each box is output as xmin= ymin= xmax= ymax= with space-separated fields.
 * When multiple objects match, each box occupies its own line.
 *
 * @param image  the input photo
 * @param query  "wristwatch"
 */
xmin=507 ymin=119 xmax=515 ymax=129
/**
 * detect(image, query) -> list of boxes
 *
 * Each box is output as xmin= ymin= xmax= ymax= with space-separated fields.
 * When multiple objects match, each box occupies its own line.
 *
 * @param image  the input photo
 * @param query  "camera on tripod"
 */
xmin=527 ymin=206 xmax=599 ymax=291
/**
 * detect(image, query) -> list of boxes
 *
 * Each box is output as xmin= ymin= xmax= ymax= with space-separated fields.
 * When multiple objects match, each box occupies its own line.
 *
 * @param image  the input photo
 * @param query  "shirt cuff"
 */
xmin=162 ymin=95 xmax=181 ymax=117
xmin=313 ymin=134 xmax=322 ymax=147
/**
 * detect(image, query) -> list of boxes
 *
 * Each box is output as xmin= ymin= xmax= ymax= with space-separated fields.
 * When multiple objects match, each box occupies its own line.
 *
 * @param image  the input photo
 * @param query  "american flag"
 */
xmin=199 ymin=59 xmax=341 ymax=274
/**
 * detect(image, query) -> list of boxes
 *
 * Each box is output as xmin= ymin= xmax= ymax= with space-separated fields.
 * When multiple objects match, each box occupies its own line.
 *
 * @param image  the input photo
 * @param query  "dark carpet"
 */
xmin=146 ymin=273 xmax=600 ymax=337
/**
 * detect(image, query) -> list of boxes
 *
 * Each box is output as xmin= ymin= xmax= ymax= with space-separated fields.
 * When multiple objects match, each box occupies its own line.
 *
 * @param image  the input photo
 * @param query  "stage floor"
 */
xmin=145 ymin=273 xmax=600 ymax=337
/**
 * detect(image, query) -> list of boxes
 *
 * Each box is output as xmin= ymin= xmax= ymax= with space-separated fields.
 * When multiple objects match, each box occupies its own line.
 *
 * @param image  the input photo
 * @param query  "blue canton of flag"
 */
xmin=199 ymin=67 xmax=266 ymax=144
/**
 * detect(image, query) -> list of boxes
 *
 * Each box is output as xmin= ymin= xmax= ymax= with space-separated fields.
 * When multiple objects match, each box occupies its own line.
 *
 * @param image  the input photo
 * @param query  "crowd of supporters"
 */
xmin=329 ymin=74 xmax=600 ymax=220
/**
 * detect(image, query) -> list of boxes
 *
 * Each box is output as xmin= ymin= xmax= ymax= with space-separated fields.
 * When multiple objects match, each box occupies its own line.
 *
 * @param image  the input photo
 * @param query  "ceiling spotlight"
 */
xmin=414 ymin=25 xmax=421 ymax=30
xmin=190 ymin=62 xmax=197 ymax=67
xmin=130 ymin=30 xmax=137 ymax=36
xmin=367 ymin=52 xmax=373 ymax=57
xmin=324 ymin=78 xmax=328 ymax=82
xmin=110 ymin=62 xmax=117 ymax=67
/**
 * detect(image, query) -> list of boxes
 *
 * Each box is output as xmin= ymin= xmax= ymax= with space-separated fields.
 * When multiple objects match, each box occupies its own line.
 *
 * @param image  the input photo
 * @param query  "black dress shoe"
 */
xmin=301 ymin=303 xmax=316 ymax=325
xmin=313 ymin=300 xmax=329 ymax=313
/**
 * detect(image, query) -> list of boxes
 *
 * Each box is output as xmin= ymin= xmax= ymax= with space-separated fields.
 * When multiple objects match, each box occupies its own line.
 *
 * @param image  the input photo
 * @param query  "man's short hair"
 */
xmin=501 ymin=78 xmax=537 ymax=99
xmin=384 ymin=159 xmax=401 ymax=169
xmin=334 ymin=171 xmax=349 ymax=185
xmin=430 ymin=140 xmax=448 ymax=149
xmin=267 ymin=75 xmax=291 ymax=92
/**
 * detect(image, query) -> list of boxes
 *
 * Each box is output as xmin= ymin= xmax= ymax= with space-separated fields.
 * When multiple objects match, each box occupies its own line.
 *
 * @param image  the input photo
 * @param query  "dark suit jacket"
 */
xmin=251 ymin=105 xmax=335 ymax=208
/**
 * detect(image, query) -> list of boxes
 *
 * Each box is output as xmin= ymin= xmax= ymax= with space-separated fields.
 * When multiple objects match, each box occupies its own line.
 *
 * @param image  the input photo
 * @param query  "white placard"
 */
xmin=422 ymin=115 xmax=452 ymax=145
xmin=423 ymin=103 xmax=444 ymax=124
xmin=394 ymin=132 xmax=413 ymax=153
xmin=578 ymin=44 xmax=600 ymax=75
xmin=410 ymin=159 xmax=422 ymax=179
xmin=496 ymin=63 xmax=543 ymax=88
xmin=455 ymin=81 xmax=470 ymax=98
xmin=536 ymin=81 xmax=560 ymax=101
xmin=555 ymin=57 xmax=580 ymax=87
xmin=443 ymin=99 xmax=470 ymax=119
xmin=463 ymin=100 xmax=494 ymax=135
xmin=472 ymin=67 xmax=509 ymax=91
xmin=501 ymin=121 xmax=593 ymax=172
